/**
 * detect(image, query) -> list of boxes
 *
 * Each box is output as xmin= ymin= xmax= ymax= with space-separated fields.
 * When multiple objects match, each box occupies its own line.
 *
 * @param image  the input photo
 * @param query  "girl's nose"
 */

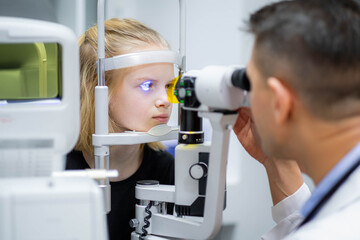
xmin=155 ymin=88 xmax=171 ymax=108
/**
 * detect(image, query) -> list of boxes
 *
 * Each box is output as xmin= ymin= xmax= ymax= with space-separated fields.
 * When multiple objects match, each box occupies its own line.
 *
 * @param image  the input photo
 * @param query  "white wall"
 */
xmin=0 ymin=0 xmax=57 ymax=21
xmin=0 ymin=0 xmax=97 ymax=37
xmin=54 ymin=0 xmax=86 ymax=36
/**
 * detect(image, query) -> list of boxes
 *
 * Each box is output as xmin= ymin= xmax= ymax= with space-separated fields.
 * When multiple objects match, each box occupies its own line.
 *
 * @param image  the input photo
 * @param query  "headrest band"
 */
xmin=104 ymin=50 xmax=181 ymax=71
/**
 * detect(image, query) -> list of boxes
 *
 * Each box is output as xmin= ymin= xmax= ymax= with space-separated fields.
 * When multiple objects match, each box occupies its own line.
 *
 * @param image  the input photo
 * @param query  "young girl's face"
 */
xmin=109 ymin=61 xmax=175 ymax=132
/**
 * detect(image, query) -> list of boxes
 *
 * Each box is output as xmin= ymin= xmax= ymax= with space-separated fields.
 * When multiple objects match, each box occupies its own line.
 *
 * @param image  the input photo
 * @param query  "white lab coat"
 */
xmin=285 ymin=166 xmax=360 ymax=240
xmin=262 ymin=167 xmax=360 ymax=240
xmin=261 ymin=183 xmax=311 ymax=240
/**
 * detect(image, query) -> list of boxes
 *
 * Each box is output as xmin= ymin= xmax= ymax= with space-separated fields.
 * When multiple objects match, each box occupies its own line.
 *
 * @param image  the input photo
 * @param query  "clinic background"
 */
xmin=0 ymin=0 xmax=314 ymax=239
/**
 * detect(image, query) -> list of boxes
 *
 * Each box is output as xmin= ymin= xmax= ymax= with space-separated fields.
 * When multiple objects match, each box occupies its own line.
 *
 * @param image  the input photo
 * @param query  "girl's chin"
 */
xmin=121 ymin=123 xmax=169 ymax=133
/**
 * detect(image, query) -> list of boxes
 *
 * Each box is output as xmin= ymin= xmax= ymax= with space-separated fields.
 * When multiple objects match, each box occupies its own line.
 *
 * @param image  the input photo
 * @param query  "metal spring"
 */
xmin=139 ymin=201 xmax=153 ymax=240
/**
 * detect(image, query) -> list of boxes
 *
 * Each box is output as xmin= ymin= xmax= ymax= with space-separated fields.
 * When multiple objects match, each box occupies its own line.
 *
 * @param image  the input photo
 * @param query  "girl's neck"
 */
xmin=83 ymin=144 xmax=144 ymax=182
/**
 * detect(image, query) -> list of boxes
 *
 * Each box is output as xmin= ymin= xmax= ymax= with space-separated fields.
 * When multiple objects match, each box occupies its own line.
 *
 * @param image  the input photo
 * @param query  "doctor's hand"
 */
xmin=233 ymin=107 xmax=304 ymax=205
xmin=233 ymin=107 xmax=270 ymax=165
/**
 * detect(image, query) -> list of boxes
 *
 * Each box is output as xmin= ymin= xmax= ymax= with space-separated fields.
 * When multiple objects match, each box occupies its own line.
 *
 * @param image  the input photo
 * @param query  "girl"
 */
xmin=66 ymin=18 xmax=176 ymax=240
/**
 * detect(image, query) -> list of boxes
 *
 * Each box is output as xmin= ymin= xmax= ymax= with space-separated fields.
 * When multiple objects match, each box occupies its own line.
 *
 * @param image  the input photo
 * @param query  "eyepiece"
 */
xmin=231 ymin=68 xmax=251 ymax=91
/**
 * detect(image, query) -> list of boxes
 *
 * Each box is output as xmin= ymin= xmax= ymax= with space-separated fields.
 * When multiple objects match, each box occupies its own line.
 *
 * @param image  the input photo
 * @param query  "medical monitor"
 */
xmin=0 ymin=42 xmax=61 ymax=101
xmin=0 ymin=17 xmax=80 ymax=176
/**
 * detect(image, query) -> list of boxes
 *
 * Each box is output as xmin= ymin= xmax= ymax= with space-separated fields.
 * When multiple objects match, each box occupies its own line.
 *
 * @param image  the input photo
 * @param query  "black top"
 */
xmin=66 ymin=144 xmax=174 ymax=240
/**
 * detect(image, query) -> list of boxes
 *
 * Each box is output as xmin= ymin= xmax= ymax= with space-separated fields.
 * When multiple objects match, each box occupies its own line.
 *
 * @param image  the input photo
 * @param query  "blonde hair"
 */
xmin=75 ymin=18 xmax=170 ymax=153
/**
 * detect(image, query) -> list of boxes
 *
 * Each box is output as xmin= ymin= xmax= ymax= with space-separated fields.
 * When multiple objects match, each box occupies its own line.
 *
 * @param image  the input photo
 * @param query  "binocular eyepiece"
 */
xmin=231 ymin=68 xmax=251 ymax=91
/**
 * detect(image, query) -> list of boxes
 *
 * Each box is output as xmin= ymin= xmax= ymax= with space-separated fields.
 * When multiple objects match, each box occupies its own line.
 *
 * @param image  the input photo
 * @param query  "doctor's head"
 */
xmin=76 ymin=18 xmax=175 ymax=153
xmin=246 ymin=0 xmax=360 ymax=159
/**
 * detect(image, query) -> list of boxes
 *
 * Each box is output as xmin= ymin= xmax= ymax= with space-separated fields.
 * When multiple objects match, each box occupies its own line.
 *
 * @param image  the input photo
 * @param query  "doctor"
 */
xmin=234 ymin=0 xmax=360 ymax=239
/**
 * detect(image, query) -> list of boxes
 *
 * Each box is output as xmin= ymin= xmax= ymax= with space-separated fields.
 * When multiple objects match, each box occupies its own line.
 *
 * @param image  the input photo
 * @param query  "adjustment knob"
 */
xmin=129 ymin=218 xmax=139 ymax=228
xmin=189 ymin=162 xmax=208 ymax=180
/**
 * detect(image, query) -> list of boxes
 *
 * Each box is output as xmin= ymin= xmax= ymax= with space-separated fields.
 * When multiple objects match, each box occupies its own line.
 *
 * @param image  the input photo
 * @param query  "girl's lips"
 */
xmin=153 ymin=114 xmax=169 ymax=123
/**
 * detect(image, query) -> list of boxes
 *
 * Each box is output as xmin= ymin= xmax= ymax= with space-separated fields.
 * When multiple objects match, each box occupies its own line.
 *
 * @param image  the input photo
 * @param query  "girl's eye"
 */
xmin=139 ymin=80 xmax=153 ymax=92
xmin=166 ymin=78 xmax=178 ymax=89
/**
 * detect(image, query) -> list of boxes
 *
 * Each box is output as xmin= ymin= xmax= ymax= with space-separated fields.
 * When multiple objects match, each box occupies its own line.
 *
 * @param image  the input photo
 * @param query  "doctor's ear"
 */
xmin=267 ymin=77 xmax=293 ymax=124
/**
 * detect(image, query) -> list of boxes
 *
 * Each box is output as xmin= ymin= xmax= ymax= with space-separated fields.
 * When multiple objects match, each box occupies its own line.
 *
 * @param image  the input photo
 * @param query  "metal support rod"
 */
xmin=97 ymin=0 xmax=105 ymax=86
xmin=95 ymin=0 xmax=111 ymax=213
xmin=179 ymin=0 xmax=186 ymax=73
xmin=179 ymin=0 xmax=199 ymax=142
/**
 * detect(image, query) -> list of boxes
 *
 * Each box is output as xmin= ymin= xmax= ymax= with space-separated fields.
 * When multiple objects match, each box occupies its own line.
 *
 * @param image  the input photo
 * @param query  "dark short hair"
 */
xmin=248 ymin=0 xmax=360 ymax=119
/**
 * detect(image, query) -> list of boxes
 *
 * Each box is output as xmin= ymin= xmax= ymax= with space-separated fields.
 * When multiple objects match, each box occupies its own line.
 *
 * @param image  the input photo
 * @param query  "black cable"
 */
xmin=139 ymin=201 xmax=153 ymax=240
